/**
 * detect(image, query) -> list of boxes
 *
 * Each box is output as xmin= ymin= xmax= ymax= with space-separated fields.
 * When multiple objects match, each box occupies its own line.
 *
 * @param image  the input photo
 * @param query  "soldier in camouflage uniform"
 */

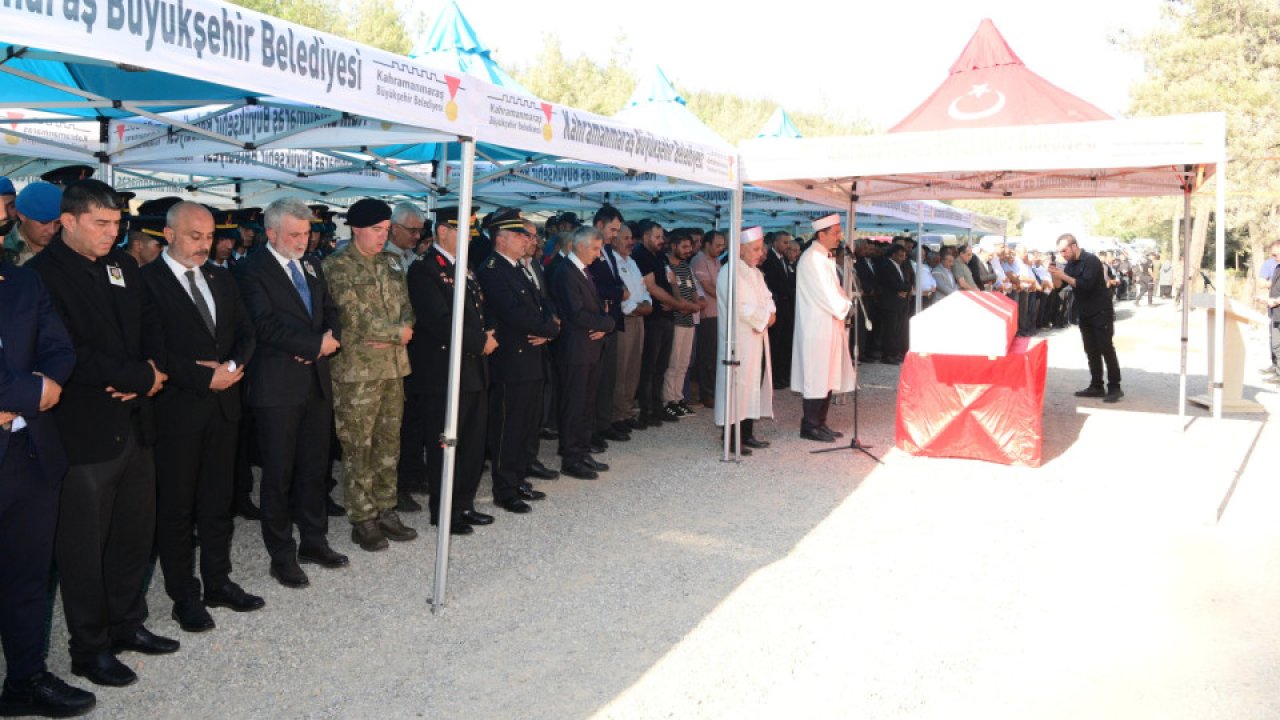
xmin=323 ymin=198 xmax=418 ymax=552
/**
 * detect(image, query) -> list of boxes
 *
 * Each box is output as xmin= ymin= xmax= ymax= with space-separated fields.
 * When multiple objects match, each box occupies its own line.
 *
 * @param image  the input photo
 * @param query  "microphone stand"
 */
xmin=813 ymin=249 xmax=880 ymax=463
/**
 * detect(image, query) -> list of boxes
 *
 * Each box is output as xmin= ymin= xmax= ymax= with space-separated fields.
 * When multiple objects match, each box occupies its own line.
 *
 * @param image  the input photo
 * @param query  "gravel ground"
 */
xmin=28 ymin=295 xmax=1280 ymax=719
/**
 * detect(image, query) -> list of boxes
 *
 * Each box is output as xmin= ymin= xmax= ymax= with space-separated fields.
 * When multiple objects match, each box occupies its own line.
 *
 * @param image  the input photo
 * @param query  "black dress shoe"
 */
xmin=820 ymin=425 xmax=845 ymax=439
xmin=1103 ymin=387 xmax=1124 ymax=403
xmin=727 ymin=444 xmax=753 ymax=456
xmin=449 ymin=520 xmax=474 ymax=535
xmin=234 ymin=500 xmax=261 ymax=521
xmin=497 ymin=499 xmax=532 ymax=514
xmin=539 ymin=427 xmax=559 ymax=440
xmin=625 ymin=416 xmax=646 ymax=431
xmin=270 ymin=561 xmax=309 ymax=589
xmin=396 ymin=492 xmax=423 ymax=513
xmin=560 ymin=462 xmax=598 ymax=480
xmin=0 ymin=671 xmax=96 ymax=717
xmin=743 ymin=436 xmax=770 ymax=449
xmin=582 ymin=457 xmax=609 ymax=472
xmin=461 ymin=510 xmax=494 ymax=525
xmin=600 ymin=427 xmax=630 ymax=442
xmin=204 ymin=582 xmax=266 ymax=613
xmin=298 ymin=544 xmax=350 ymax=568
xmin=1074 ymin=386 xmax=1106 ymax=398
xmin=590 ymin=433 xmax=609 ymax=450
xmin=171 ymin=599 xmax=215 ymax=633
xmin=324 ymin=496 xmax=345 ymax=517
xmin=800 ymin=427 xmax=836 ymax=443
xmin=611 ymin=420 xmax=635 ymax=435
xmin=517 ymin=485 xmax=547 ymax=501
xmin=112 ymin=626 xmax=179 ymax=656
xmin=71 ymin=653 xmax=136 ymax=688
xmin=525 ymin=461 xmax=560 ymax=480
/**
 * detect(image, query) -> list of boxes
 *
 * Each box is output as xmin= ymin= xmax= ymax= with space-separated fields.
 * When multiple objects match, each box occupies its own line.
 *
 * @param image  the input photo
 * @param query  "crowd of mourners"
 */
xmin=0 ymin=165 xmax=1132 ymax=717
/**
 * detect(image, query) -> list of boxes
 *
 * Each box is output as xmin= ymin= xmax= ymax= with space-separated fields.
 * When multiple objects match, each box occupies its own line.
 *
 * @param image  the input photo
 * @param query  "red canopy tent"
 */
xmin=890 ymin=19 xmax=1112 ymax=133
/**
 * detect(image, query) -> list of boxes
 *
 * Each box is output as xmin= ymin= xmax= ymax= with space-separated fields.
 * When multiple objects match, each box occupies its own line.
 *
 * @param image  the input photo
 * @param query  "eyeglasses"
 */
xmin=394 ymin=222 xmax=425 ymax=234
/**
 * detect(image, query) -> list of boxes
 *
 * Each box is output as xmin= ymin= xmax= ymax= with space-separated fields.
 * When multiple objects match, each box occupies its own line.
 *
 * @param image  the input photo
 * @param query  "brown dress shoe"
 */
xmin=377 ymin=510 xmax=418 ymax=542
xmin=351 ymin=520 xmax=389 ymax=551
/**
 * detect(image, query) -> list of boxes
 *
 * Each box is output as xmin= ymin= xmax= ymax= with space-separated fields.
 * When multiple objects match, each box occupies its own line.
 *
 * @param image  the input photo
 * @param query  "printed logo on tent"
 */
xmin=5 ymin=113 xmax=20 ymax=145
xmin=445 ymin=76 xmax=462 ymax=122
xmin=947 ymin=84 xmax=1006 ymax=122
xmin=540 ymin=103 xmax=553 ymax=141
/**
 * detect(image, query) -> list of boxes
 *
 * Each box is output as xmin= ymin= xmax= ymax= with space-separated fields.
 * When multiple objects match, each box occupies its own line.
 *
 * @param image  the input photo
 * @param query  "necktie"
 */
xmin=521 ymin=261 xmax=539 ymax=290
xmin=288 ymin=260 xmax=313 ymax=316
xmin=185 ymin=269 xmax=216 ymax=336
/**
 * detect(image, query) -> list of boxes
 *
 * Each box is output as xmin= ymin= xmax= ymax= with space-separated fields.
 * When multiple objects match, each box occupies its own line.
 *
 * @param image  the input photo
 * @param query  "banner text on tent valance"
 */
xmin=559 ymin=110 xmax=707 ymax=174
xmin=5 ymin=0 xmax=361 ymax=94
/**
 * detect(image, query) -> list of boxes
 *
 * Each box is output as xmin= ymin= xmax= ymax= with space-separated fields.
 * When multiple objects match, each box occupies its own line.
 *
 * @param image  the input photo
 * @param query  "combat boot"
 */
xmin=377 ymin=510 xmax=419 ymax=542
xmin=351 ymin=520 xmax=389 ymax=552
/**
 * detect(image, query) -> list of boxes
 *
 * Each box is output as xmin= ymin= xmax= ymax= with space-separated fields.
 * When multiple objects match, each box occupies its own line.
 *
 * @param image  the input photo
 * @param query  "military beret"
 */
xmin=15 ymin=182 xmax=62 ymax=223
xmin=345 ymin=198 xmax=390 ymax=229
xmin=0 ymin=176 xmax=13 ymax=196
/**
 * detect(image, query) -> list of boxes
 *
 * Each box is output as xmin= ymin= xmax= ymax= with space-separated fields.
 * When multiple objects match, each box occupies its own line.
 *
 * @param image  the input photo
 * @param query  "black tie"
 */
xmin=185 ymin=269 xmax=216 ymax=336
xmin=522 ymin=261 xmax=539 ymax=290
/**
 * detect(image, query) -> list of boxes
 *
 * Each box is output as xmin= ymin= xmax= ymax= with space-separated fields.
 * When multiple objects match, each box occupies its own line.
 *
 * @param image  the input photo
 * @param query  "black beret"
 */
xmin=346 ymin=198 xmax=391 ymax=229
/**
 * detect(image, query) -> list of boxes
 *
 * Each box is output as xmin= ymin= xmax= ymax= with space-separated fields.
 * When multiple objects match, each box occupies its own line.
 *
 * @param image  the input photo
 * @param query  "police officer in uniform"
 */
xmin=402 ymin=207 xmax=496 ymax=534
xmin=476 ymin=209 xmax=558 ymax=513
xmin=323 ymin=199 xmax=418 ymax=551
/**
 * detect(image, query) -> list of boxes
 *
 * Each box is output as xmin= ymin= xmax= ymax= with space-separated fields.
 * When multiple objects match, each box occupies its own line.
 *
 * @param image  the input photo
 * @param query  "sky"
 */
xmin=410 ymin=0 xmax=1170 ymax=130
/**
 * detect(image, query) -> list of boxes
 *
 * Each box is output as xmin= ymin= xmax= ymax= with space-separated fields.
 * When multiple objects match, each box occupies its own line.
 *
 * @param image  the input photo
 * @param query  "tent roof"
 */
xmin=742 ymin=113 xmax=1225 ymax=204
xmin=757 ymin=108 xmax=802 ymax=139
xmin=0 ymin=45 xmax=252 ymax=119
xmin=889 ymin=19 xmax=1111 ymax=133
xmin=409 ymin=0 xmax=531 ymax=94
xmin=614 ymin=66 xmax=731 ymax=149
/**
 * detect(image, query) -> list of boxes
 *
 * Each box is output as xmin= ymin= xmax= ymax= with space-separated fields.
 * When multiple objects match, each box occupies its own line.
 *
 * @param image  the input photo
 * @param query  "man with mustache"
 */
xmin=141 ymin=202 xmax=264 ymax=633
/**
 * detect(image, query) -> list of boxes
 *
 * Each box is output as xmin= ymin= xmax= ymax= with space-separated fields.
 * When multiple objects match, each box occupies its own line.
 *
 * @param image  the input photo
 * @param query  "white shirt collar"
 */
xmin=435 ymin=245 xmax=457 ymax=266
xmin=266 ymin=242 xmax=300 ymax=274
xmin=568 ymin=252 xmax=588 ymax=274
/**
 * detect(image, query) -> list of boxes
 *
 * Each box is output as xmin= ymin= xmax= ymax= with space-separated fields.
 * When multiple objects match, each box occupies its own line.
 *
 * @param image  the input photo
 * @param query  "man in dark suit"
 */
xmin=476 ymin=210 xmax=559 ymax=514
xmin=0 ymin=251 xmax=96 ymax=716
xmin=761 ymin=232 xmax=797 ymax=388
xmin=550 ymin=226 xmax=616 ymax=480
xmin=875 ymin=243 xmax=912 ymax=364
xmin=141 ymin=202 xmax=263 ymax=633
xmin=586 ymin=205 xmax=629 ymax=444
xmin=402 ymin=206 xmax=495 ymax=533
xmin=235 ymin=197 xmax=348 ymax=589
xmin=853 ymin=241 xmax=883 ymax=361
xmin=27 ymin=179 xmax=179 ymax=688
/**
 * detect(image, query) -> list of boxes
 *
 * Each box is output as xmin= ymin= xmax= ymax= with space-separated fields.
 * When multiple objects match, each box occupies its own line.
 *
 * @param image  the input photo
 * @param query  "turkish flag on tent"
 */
xmin=890 ymin=19 xmax=1111 ymax=133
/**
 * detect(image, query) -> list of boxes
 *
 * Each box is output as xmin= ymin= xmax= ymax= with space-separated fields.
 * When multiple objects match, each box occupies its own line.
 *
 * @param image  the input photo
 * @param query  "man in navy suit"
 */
xmin=549 ymin=226 xmax=616 ymax=480
xmin=476 ymin=209 xmax=560 ymax=513
xmin=0 ymin=192 xmax=95 ymax=715
xmin=235 ymin=197 xmax=348 ymax=589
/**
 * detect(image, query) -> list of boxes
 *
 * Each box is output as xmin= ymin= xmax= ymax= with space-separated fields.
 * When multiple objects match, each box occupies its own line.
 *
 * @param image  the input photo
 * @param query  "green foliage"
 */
xmin=348 ymin=0 xmax=412 ymax=56
xmin=229 ymin=0 xmax=342 ymax=35
xmin=949 ymin=199 xmax=1030 ymax=234
xmin=228 ymin=0 xmax=411 ymax=54
xmin=513 ymin=35 xmax=636 ymax=116
xmin=1104 ymin=0 xmax=1280 ymax=281
xmin=1090 ymin=196 xmax=1180 ymax=247
xmin=513 ymin=35 xmax=872 ymax=141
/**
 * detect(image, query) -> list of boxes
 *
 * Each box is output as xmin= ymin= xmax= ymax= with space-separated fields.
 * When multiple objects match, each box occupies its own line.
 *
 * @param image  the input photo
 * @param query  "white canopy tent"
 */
xmin=2 ymin=0 xmax=738 ymax=610
xmin=739 ymin=112 xmax=1229 ymax=418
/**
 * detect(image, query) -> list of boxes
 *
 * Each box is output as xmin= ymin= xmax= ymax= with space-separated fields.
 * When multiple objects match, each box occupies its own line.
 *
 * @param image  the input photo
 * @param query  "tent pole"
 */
xmin=1213 ymin=157 xmax=1227 ymax=418
xmin=722 ymin=172 xmax=743 ymax=462
xmin=915 ymin=217 xmax=924 ymax=314
xmin=1178 ymin=171 xmax=1193 ymax=419
xmin=431 ymin=136 xmax=476 ymax=613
